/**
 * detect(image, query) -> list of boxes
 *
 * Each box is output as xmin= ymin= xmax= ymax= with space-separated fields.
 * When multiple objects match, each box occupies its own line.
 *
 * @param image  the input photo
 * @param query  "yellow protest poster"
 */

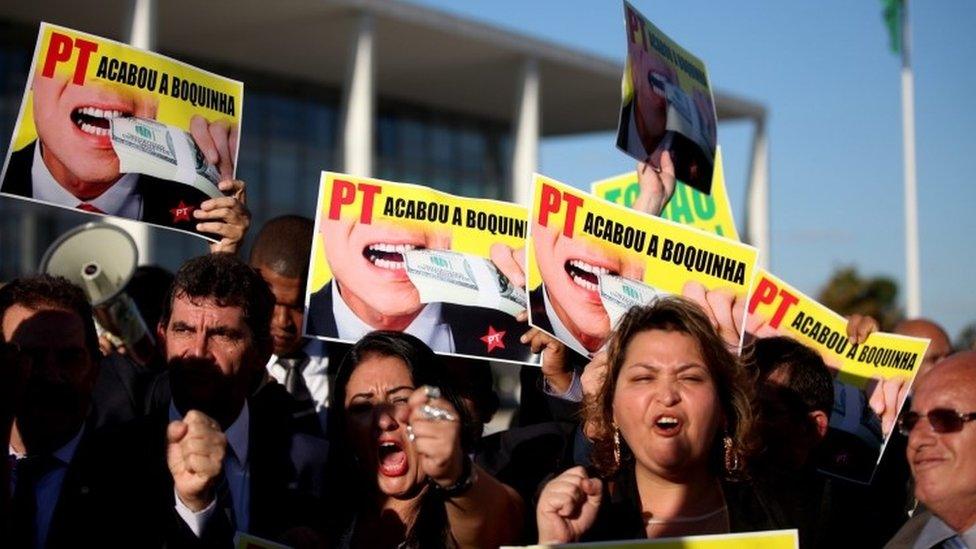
xmin=0 ymin=23 xmax=243 ymax=241
xmin=527 ymin=174 xmax=758 ymax=358
xmin=747 ymin=268 xmax=929 ymax=483
xmin=305 ymin=172 xmax=538 ymax=365
xmin=505 ymin=529 xmax=798 ymax=549
xmin=592 ymin=147 xmax=738 ymax=239
xmin=617 ymin=1 xmax=717 ymax=194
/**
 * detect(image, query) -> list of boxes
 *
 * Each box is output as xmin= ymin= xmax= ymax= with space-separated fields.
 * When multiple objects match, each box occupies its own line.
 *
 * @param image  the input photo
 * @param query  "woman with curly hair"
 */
xmin=536 ymin=296 xmax=785 ymax=543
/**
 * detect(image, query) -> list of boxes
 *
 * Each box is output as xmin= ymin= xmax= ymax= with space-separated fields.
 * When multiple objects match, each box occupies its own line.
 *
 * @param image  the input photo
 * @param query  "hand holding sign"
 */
xmin=196 ymin=179 xmax=250 ymax=254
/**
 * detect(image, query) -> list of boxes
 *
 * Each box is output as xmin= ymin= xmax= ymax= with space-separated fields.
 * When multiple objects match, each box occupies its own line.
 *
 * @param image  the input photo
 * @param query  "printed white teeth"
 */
xmin=373 ymin=258 xmax=404 ymax=271
xmin=79 ymin=123 xmax=109 ymax=136
xmin=380 ymin=442 xmax=397 ymax=448
xmin=571 ymin=274 xmax=598 ymax=293
xmin=569 ymin=259 xmax=610 ymax=276
xmin=368 ymin=243 xmax=417 ymax=254
xmin=77 ymin=107 xmax=125 ymax=119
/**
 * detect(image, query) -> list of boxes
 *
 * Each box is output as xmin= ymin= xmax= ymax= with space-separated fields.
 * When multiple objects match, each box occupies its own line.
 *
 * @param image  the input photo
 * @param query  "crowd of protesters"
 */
xmin=1 ymin=169 xmax=973 ymax=549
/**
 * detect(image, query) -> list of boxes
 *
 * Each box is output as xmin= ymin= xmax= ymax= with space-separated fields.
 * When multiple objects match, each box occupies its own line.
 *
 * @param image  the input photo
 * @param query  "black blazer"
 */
xmin=95 ymin=380 xmax=329 ymax=547
xmin=581 ymin=464 xmax=788 ymax=542
xmin=306 ymin=281 xmax=538 ymax=363
xmin=2 ymin=141 xmax=219 ymax=234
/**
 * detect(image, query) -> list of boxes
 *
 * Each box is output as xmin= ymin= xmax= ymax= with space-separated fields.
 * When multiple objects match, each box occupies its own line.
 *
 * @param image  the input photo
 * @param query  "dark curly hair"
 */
xmin=159 ymin=253 xmax=274 ymax=352
xmin=584 ymin=295 xmax=757 ymax=480
xmin=0 ymin=274 xmax=99 ymax=362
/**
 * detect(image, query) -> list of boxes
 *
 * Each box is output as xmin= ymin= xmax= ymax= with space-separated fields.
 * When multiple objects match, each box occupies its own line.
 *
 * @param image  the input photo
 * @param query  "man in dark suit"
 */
xmin=307 ymin=279 xmax=536 ymax=364
xmin=0 ymin=274 xmax=113 ymax=547
xmin=112 ymin=252 xmax=328 ymax=546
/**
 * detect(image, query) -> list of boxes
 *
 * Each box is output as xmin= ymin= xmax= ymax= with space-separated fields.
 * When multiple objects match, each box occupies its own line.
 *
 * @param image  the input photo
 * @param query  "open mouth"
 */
xmin=363 ymin=243 xmax=422 ymax=271
xmin=564 ymin=259 xmax=618 ymax=293
xmin=70 ymin=106 xmax=130 ymax=137
xmin=377 ymin=439 xmax=409 ymax=477
xmin=653 ymin=415 xmax=682 ymax=436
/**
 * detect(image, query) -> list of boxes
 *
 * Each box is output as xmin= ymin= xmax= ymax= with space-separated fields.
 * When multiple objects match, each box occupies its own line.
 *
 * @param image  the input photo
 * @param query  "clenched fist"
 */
xmin=536 ymin=466 xmax=603 ymax=544
xmin=167 ymin=410 xmax=227 ymax=512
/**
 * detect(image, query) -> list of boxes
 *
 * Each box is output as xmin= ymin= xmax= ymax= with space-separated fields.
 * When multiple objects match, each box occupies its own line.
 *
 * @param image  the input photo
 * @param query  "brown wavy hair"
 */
xmin=584 ymin=295 xmax=757 ymax=480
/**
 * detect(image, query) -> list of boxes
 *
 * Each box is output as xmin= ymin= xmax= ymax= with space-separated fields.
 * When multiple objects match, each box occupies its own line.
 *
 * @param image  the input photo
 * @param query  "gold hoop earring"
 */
xmin=723 ymin=435 xmax=740 ymax=474
xmin=613 ymin=426 xmax=622 ymax=466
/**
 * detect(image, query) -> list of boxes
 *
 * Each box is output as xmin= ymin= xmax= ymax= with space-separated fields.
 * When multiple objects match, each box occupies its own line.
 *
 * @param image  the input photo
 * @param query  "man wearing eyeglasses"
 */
xmin=886 ymin=351 xmax=976 ymax=549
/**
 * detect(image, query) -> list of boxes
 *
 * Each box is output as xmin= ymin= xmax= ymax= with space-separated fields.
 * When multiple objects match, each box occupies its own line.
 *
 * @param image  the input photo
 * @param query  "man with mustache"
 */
xmin=107 ymin=253 xmax=328 ymax=546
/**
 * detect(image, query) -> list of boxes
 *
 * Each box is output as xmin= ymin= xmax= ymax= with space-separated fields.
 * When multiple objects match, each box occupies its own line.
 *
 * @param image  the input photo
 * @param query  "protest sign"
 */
xmin=592 ymin=147 xmax=737 ymax=239
xmin=617 ymin=1 xmax=718 ymax=194
xmin=305 ymin=172 xmax=538 ymax=365
xmin=527 ymin=174 xmax=758 ymax=359
xmin=504 ymin=529 xmax=798 ymax=549
xmin=748 ymin=268 xmax=930 ymax=483
xmin=0 ymin=23 xmax=243 ymax=241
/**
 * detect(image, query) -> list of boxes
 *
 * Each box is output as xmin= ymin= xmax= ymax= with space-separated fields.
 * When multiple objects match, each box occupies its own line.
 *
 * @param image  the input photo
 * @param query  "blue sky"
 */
xmin=413 ymin=0 xmax=976 ymax=340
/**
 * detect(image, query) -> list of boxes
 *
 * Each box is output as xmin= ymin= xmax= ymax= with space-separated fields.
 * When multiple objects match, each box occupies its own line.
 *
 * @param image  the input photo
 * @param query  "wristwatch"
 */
xmin=430 ymin=455 xmax=477 ymax=497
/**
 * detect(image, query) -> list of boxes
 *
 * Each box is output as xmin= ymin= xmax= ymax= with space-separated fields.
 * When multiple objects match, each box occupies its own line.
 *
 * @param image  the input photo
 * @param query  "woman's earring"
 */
xmin=613 ymin=426 xmax=622 ymax=466
xmin=723 ymin=434 xmax=740 ymax=474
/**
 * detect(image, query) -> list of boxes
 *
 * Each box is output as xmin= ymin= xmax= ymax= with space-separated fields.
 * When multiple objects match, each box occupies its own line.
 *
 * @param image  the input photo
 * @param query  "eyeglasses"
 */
xmin=897 ymin=408 xmax=976 ymax=436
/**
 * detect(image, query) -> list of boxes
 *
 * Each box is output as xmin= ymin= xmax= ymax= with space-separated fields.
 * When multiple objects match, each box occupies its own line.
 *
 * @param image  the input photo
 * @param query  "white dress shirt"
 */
xmin=32 ymin=140 xmax=142 ymax=218
xmin=8 ymin=426 xmax=84 ymax=548
xmin=914 ymin=513 xmax=976 ymax=549
xmin=171 ymin=401 xmax=251 ymax=536
xmin=331 ymin=280 xmax=455 ymax=352
xmin=542 ymin=285 xmax=593 ymax=359
xmin=267 ymin=338 xmax=331 ymax=433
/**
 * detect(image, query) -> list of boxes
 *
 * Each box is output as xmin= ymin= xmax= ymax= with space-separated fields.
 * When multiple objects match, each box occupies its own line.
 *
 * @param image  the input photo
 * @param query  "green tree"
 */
xmin=956 ymin=322 xmax=976 ymax=351
xmin=816 ymin=266 xmax=902 ymax=331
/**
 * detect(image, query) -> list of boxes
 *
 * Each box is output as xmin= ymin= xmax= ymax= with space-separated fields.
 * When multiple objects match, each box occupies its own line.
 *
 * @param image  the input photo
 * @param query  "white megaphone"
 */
xmin=39 ymin=222 xmax=155 ymax=365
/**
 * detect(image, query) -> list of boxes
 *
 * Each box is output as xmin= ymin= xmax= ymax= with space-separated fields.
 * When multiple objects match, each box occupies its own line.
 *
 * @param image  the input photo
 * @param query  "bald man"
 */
xmin=894 ymin=319 xmax=953 ymax=379
xmin=885 ymin=351 xmax=976 ymax=548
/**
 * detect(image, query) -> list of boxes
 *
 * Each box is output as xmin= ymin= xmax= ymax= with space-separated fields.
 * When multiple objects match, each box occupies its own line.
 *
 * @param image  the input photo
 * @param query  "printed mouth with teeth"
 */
xmin=564 ymin=259 xmax=618 ymax=293
xmin=363 ymin=243 xmax=422 ymax=271
xmin=378 ymin=440 xmax=409 ymax=477
xmin=71 ymin=107 xmax=130 ymax=137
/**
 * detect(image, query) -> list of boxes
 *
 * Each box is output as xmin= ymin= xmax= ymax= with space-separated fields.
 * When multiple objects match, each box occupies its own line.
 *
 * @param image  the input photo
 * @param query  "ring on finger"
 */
xmin=406 ymin=424 xmax=416 ymax=442
xmin=421 ymin=404 xmax=456 ymax=422
xmin=423 ymin=385 xmax=442 ymax=401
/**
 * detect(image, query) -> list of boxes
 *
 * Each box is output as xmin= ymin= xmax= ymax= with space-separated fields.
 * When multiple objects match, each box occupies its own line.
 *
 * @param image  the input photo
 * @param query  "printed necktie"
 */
xmin=76 ymin=203 xmax=105 ymax=214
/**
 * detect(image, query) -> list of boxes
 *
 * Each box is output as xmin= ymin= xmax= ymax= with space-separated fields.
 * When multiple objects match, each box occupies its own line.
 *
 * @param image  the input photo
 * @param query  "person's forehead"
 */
xmin=255 ymin=266 xmax=301 ymax=296
xmin=2 ymin=303 xmax=86 ymax=346
xmin=622 ymin=329 xmax=706 ymax=368
xmin=171 ymin=294 xmax=246 ymax=324
xmin=914 ymin=367 xmax=976 ymax=410
xmin=347 ymin=354 xmax=413 ymax=391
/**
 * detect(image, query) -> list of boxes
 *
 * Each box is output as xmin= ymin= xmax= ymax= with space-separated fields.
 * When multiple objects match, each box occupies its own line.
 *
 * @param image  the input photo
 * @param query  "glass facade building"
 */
xmin=0 ymin=22 xmax=510 ymax=279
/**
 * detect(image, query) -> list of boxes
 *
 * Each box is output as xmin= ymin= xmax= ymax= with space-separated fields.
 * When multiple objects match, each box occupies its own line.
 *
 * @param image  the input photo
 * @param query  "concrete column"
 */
xmin=511 ymin=58 xmax=540 ymax=204
xmin=340 ymin=12 xmax=375 ymax=177
xmin=112 ymin=0 xmax=157 ymax=265
xmin=745 ymin=119 xmax=770 ymax=269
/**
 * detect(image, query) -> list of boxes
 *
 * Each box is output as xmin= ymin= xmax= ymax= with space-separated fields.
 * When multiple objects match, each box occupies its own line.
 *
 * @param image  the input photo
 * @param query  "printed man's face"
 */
xmin=321 ymin=217 xmax=451 ymax=323
xmin=32 ymin=74 xmax=157 ymax=197
xmin=532 ymin=222 xmax=644 ymax=350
